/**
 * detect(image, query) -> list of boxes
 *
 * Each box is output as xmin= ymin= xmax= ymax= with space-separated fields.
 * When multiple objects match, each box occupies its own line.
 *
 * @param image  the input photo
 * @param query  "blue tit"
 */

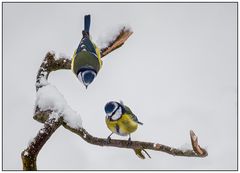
xmin=104 ymin=101 xmax=143 ymax=144
xmin=71 ymin=15 xmax=102 ymax=89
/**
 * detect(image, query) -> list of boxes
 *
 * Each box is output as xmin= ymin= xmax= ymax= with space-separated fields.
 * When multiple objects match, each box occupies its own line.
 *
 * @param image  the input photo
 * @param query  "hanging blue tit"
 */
xmin=104 ymin=101 xmax=143 ymax=143
xmin=71 ymin=15 xmax=102 ymax=89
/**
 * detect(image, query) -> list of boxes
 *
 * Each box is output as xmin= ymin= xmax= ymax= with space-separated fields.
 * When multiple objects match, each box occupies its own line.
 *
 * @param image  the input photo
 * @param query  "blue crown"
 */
xmin=105 ymin=102 xmax=117 ymax=114
xmin=82 ymin=70 xmax=95 ymax=84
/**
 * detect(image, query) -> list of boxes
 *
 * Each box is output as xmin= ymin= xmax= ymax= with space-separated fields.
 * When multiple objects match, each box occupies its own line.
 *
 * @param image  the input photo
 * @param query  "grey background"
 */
xmin=3 ymin=3 xmax=237 ymax=170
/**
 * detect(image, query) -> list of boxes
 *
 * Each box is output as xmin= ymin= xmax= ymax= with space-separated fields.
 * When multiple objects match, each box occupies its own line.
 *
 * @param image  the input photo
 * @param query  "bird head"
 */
xmin=104 ymin=101 xmax=123 ymax=121
xmin=77 ymin=67 xmax=97 ymax=89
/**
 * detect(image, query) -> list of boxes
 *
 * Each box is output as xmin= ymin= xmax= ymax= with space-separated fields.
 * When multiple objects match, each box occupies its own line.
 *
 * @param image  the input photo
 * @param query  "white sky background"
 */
xmin=3 ymin=3 xmax=237 ymax=170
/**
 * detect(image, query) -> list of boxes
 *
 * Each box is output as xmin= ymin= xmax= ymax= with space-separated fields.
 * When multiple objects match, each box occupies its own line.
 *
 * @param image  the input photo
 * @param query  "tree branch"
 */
xmin=35 ymin=52 xmax=71 ymax=91
xmin=21 ymin=115 xmax=63 ymax=170
xmin=22 ymin=44 xmax=207 ymax=170
xmin=62 ymin=121 xmax=208 ymax=157
xmin=190 ymin=130 xmax=207 ymax=156
xmin=100 ymin=27 xmax=133 ymax=58
xmin=34 ymin=108 xmax=207 ymax=159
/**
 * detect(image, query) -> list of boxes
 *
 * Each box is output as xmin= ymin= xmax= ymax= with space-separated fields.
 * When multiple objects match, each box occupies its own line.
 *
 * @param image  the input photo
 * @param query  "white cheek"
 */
xmin=77 ymin=73 xmax=83 ymax=83
xmin=111 ymin=108 xmax=122 ymax=120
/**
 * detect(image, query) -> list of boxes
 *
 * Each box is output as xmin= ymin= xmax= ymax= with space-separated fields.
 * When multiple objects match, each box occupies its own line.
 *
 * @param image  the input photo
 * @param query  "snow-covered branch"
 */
xmin=33 ymin=108 xmax=207 ymax=160
xmin=35 ymin=51 xmax=71 ymax=91
xmin=22 ymin=30 xmax=135 ymax=169
xmin=100 ymin=27 xmax=133 ymax=58
xmin=21 ymin=116 xmax=63 ymax=170
xmin=22 ymin=35 xmax=207 ymax=170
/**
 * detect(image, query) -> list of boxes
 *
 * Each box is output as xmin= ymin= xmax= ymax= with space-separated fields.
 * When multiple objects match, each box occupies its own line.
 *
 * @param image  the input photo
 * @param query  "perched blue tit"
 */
xmin=71 ymin=15 xmax=102 ymax=89
xmin=104 ymin=101 xmax=143 ymax=143
xmin=105 ymin=101 xmax=151 ymax=159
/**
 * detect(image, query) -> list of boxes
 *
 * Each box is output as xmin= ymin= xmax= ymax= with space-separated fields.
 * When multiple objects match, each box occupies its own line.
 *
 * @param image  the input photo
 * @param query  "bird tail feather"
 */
xmin=134 ymin=148 xmax=151 ymax=159
xmin=84 ymin=15 xmax=91 ymax=33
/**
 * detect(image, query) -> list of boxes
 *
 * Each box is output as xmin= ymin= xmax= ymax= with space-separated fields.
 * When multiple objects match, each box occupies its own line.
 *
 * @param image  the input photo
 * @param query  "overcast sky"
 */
xmin=3 ymin=2 xmax=237 ymax=170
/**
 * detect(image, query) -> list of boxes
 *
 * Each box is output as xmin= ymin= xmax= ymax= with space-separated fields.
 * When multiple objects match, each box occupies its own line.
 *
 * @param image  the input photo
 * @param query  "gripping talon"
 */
xmin=127 ymin=136 xmax=132 ymax=146
xmin=106 ymin=136 xmax=111 ymax=144
xmin=106 ymin=133 xmax=113 ymax=144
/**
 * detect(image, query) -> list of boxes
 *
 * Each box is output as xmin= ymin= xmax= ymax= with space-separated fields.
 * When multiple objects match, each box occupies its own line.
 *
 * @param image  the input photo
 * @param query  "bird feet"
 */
xmin=127 ymin=137 xmax=132 ymax=146
xmin=106 ymin=133 xmax=113 ymax=144
xmin=106 ymin=136 xmax=111 ymax=144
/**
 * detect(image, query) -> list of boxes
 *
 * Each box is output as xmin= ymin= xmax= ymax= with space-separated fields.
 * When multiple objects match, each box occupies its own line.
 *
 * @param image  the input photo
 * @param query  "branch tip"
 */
xmin=190 ymin=130 xmax=207 ymax=157
xmin=101 ymin=26 xmax=133 ymax=57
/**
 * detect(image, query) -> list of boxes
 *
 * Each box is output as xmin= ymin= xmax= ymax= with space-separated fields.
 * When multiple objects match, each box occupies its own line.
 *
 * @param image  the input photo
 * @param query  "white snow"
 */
xmin=35 ymin=70 xmax=49 ymax=88
xmin=28 ymin=137 xmax=36 ymax=147
xmin=36 ymin=76 xmax=49 ymax=87
xmin=96 ymin=25 xmax=132 ymax=49
xmin=40 ymin=71 xmax=48 ymax=76
xmin=23 ymin=151 xmax=29 ymax=156
xmin=83 ymin=133 xmax=87 ymax=138
xmin=62 ymin=106 xmax=82 ymax=129
xmin=49 ymin=111 xmax=61 ymax=121
xmin=48 ymin=50 xmax=56 ymax=55
xmin=39 ymin=129 xmax=45 ymax=134
xmin=35 ymin=84 xmax=82 ymax=129
xmin=153 ymin=143 xmax=161 ymax=149
xmin=179 ymin=143 xmax=192 ymax=151
xmin=58 ymin=52 xmax=71 ymax=60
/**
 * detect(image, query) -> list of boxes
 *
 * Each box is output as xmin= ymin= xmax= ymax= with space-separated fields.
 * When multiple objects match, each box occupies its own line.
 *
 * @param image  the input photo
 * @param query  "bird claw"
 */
xmin=106 ymin=136 xmax=111 ymax=144
xmin=127 ymin=138 xmax=132 ymax=146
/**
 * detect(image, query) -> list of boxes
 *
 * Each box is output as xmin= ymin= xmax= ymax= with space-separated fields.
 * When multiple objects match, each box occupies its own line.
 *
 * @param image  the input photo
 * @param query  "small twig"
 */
xmin=190 ymin=130 xmax=208 ymax=156
xmin=101 ymin=27 xmax=133 ymax=58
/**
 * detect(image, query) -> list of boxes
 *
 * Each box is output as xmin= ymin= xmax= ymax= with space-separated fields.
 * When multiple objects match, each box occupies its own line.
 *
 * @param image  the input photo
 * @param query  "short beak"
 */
xmin=85 ymin=85 xmax=88 ymax=89
xmin=106 ymin=113 xmax=111 ymax=120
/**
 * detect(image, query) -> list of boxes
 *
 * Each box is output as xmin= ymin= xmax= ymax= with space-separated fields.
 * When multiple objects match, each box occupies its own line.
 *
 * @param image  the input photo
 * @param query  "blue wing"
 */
xmin=76 ymin=15 xmax=97 ymax=55
xmin=76 ymin=37 xmax=97 ymax=55
xmin=124 ymin=105 xmax=143 ymax=125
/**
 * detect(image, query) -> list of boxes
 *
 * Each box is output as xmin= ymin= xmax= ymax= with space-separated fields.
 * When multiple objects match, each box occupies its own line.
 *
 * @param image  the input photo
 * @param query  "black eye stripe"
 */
xmin=110 ymin=105 xmax=120 ymax=117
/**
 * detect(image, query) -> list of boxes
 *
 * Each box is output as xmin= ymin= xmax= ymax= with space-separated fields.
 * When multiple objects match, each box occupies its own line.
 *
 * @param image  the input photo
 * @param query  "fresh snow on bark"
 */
xmin=96 ymin=25 xmax=132 ymax=49
xmin=35 ymin=84 xmax=82 ymax=129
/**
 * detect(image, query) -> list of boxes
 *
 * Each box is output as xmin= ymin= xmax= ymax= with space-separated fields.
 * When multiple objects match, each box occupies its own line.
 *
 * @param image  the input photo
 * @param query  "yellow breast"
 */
xmin=105 ymin=113 xmax=138 ymax=136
